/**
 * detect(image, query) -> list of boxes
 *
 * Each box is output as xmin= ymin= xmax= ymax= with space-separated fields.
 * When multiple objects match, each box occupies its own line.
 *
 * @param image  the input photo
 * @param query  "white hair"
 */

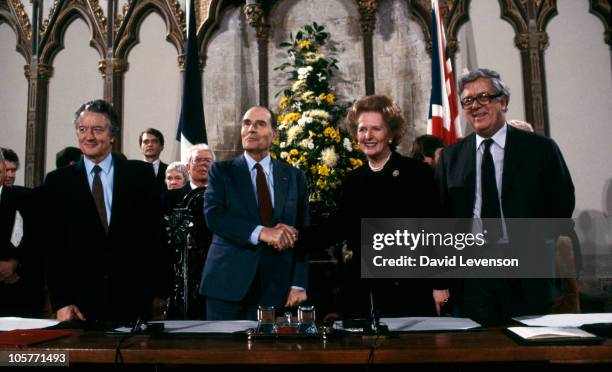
xmin=186 ymin=143 xmax=215 ymax=164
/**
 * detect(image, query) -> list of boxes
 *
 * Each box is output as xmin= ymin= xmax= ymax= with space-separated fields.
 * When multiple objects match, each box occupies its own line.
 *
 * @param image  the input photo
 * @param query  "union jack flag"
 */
xmin=427 ymin=0 xmax=462 ymax=145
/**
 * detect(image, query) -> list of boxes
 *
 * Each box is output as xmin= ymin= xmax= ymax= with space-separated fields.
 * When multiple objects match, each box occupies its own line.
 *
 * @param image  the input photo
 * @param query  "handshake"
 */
xmin=259 ymin=223 xmax=300 ymax=251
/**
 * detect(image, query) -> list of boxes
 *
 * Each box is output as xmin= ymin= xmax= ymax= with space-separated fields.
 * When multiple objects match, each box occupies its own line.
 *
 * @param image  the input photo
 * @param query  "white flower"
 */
xmin=280 ymin=141 xmax=287 ymax=148
xmin=280 ymin=151 xmax=289 ymax=159
xmin=299 ymin=138 xmax=314 ymax=149
xmin=307 ymin=109 xmax=330 ymax=120
xmin=297 ymin=67 xmax=310 ymax=80
xmin=343 ymin=138 xmax=353 ymax=152
xmin=292 ymin=79 xmax=305 ymax=92
xmin=297 ymin=116 xmax=307 ymax=126
xmin=286 ymin=125 xmax=303 ymax=145
xmin=320 ymin=147 xmax=339 ymax=168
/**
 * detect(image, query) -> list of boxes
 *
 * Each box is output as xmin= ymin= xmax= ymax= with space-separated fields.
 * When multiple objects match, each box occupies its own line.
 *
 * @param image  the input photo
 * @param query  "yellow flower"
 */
xmin=325 ymin=93 xmax=335 ymax=104
xmin=350 ymin=158 xmax=363 ymax=169
xmin=298 ymin=40 xmax=311 ymax=49
xmin=278 ymin=96 xmax=289 ymax=109
xmin=283 ymin=112 xmax=301 ymax=124
xmin=290 ymin=149 xmax=299 ymax=156
xmin=317 ymin=164 xmax=330 ymax=176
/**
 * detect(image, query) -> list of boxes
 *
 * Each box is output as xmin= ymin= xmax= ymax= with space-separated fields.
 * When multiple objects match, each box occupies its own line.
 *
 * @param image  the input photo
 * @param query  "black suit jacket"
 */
xmin=0 ymin=186 xmax=44 ymax=316
xmin=43 ymin=155 xmax=169 ymax=321
xmin=156 ymin=161 xmax=168 ymax=190
xmin=436 ymin=125 xmax=574 ymax=219
xmin=435 ymin=125 xmax=575 ymax=313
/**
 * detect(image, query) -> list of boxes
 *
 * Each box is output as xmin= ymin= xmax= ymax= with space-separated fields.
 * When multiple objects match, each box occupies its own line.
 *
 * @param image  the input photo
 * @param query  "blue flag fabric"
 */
xmin=177 ymin=0 xmax=207 ymax=162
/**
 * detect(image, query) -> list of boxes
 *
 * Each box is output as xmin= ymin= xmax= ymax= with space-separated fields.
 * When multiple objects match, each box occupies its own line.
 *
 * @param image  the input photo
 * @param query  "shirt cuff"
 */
xmin=290 ymin=286 xmax=305 ymax=292
xmin=249 ymin=225 xmax=264 ymax=245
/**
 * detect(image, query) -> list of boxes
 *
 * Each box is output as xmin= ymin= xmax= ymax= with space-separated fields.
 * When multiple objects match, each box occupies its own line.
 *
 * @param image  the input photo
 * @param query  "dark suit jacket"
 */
xmin=43 ymin=155 xmax=169 ymax=321
xmin=200 ymin=155 xmax=309 ymax=307
xmin=156 ymin=161 xmax=168 ymax=190
xmin=435 ymin=125 xmax=575 ymax=313
xmin=337 ymin=152 xmax=443 ymax=317
xmin=0 ymin=186 xmax=44 ymax=316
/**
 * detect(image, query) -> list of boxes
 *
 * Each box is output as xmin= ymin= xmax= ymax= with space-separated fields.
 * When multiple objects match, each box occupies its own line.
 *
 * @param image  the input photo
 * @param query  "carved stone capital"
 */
xmin=32 ymin=63 xmax=53 ymax=79
xmin=244 ymin=3 xmax=264 ymax=28
xmin=98 ymin=58 xmax=129 ymax=77
xmin=178 ymin=54 xmax=204 ymax=72
xmin=514 ymin=32 xmax=549 ymax=51
xmin=356 ymin=0 xmax=378 ymax=34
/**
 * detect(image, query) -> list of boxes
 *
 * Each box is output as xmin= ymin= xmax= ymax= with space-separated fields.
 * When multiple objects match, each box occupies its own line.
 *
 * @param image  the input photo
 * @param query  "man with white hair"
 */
xmin=162 ymin=143 xmax=215 ymax=319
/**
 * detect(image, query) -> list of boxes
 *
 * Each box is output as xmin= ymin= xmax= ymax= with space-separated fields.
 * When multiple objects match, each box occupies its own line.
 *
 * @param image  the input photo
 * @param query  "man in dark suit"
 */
xmin=139 ymin=128 xmax=167 ymax=190
xmin=44 ymin=100 xmax=169 ymax=322
xmin=435 ymin=68 xmax=575 ymax=324
xmin=0 ymin=151 xmax=44 ymax=317
xmin=200 ymin=106 xmax=309 ymax=320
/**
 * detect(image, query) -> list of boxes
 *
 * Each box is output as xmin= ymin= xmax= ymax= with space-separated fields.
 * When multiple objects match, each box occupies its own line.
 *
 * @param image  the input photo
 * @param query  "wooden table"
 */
xmin=3 ymin=329 xmax=611 ymax=366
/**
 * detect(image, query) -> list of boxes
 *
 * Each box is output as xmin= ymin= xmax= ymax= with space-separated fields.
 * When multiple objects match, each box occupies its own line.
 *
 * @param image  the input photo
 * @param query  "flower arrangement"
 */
xmin=272 ymin=23 xmax=363 ymax=216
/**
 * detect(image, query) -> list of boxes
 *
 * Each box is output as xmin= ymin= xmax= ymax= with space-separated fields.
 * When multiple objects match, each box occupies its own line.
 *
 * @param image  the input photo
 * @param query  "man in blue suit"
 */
xmin=200 ymin=106 xmax=309 ymax=320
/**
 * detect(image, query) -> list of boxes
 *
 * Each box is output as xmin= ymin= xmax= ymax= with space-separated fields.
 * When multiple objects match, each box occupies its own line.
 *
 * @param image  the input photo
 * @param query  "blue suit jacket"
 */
xmin=200 ymin=155 xmax=309 ymax=307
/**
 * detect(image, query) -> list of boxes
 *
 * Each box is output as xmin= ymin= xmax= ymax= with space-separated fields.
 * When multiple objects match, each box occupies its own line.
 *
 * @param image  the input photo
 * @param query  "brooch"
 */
xmin=392 ymin=170 xmax=400 ymax=177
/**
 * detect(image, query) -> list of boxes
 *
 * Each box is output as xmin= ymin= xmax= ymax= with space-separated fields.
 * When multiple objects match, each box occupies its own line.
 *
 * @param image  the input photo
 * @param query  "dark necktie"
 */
xmin=481 ymin=139 xmax=502 ymax=240
xmin=92 ymin=165 xmax=108 ymax=233
xmin=255 ymin=163 xmax=273 ymax=227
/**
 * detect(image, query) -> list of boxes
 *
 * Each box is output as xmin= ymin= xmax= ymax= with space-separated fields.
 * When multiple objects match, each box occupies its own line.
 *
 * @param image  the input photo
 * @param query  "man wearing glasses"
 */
xmin=435 ymin=68 xmax=575 ymax=325
xmin=43 ymin=100 xmax=169 ymax=322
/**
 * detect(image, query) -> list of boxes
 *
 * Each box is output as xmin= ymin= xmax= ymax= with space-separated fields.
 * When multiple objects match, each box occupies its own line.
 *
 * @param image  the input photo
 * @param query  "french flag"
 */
xmin=176 ymin=0 xmax=207 ymax=162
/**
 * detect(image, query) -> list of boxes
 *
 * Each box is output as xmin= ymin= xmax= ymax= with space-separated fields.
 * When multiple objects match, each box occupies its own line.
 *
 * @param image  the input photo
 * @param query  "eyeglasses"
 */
xmin=460 ymin=92 xmax=503 ymax=108
xmin=192 ymin=157 xmax=213 ymax=165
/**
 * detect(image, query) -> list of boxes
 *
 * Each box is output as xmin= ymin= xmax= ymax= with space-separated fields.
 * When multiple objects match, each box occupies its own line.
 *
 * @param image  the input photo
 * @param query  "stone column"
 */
xmin=100 ymin=58 xmax=129 ymax=153
xmin=356 ymin=0 xmax=378 ymax=95
xmin=24 ymin=63 xmax=52 ymax=187
xmin=244 ymin=1 xmax=269 ymax=106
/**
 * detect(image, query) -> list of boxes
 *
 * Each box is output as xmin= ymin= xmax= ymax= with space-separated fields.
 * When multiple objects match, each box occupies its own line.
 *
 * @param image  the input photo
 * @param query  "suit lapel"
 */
xmin=109 ymin=155 xmax=125 ymax=233
xmin=501 ymin=125 xmax=523 ymax=198
xmin=463 ymin=134 xmax=477 ymax=213
xmin=272 ymin=160 xmax=289 ymax=223
xmin=233 ymin=156 xmax=260 ymax=222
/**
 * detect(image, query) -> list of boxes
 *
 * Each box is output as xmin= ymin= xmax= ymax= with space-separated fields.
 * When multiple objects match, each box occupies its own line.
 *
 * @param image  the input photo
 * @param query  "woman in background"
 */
xmin=165 ymin=162 xmax=189 ymax=190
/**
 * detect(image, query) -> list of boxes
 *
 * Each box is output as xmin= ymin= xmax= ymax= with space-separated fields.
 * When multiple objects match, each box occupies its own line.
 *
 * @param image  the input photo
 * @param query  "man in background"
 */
xmin=1 ymin=148 xmax=20 ymax=187
xmin=411 ymin=134 xmax=445 ymax=168
xmin=139 ymin=128 xmax=167 ymax=189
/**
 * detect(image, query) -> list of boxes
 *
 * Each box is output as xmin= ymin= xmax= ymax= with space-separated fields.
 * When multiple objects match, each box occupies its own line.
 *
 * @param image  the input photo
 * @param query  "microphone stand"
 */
xmin=364 ymin=290 xmax=388 ymax=335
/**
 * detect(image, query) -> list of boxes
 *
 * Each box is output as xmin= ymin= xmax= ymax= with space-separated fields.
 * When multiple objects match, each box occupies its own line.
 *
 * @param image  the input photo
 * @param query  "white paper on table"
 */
xmin=114 ymin=320 xmax=258 ymax=333
xmin=0 ymin=317 xmax=60 ymax=331
xmin=334 ymin=317 xmax=480 ymax=332
xmin=513 ymin=313 xmax=612 ymax=328
xmin=507 ymin=326 xmax=597 ymax=340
